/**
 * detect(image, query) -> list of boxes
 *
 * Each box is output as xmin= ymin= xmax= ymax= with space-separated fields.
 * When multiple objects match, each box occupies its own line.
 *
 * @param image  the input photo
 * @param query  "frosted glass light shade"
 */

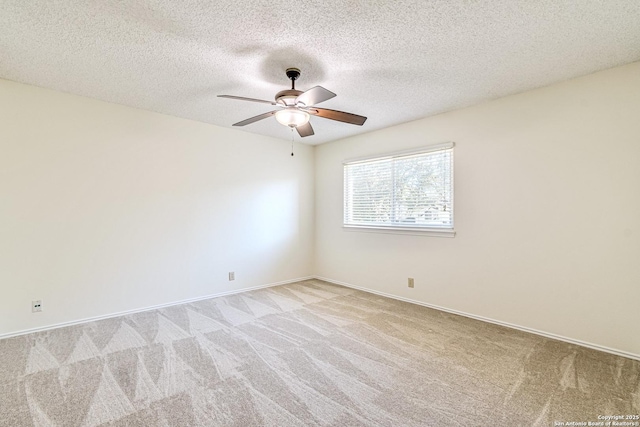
xmin=275 ymin=108 xmax=310 ymax=127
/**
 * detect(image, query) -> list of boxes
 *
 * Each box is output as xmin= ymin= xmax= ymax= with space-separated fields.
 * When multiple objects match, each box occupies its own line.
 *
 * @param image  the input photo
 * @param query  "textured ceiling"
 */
xmin=1 ymin=1 xmax=640 ymax=145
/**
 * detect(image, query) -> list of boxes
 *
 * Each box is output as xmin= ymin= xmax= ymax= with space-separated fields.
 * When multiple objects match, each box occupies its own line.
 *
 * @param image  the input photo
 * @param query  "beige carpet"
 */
xmin=1 ymin=279 xmax=638 ymax=426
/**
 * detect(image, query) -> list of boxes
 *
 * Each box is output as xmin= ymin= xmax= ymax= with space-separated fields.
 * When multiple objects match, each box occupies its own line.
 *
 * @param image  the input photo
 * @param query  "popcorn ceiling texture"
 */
xmin=1 ymin=0 xmax=640 ymax=144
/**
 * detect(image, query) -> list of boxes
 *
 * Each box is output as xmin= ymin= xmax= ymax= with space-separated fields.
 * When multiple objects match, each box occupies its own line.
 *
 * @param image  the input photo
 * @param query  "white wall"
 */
xmin=314 ymin=62 xmax=640 ymax=357
xmin=0 ymin=79 xmax=314 ymax=336
xmin=3 ymin=61 xmax=639 ymax=357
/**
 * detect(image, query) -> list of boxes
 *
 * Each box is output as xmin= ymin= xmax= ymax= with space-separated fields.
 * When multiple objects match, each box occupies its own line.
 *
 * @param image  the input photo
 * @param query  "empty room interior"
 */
xmin=1 ymin=1 xmax=639 ymax=426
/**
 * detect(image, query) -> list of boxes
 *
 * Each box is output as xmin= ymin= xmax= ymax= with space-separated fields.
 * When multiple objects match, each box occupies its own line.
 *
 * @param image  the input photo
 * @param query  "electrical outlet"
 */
xmin=229 ymin=272 xmax=235 ymax=281
xmin=32 ymin=300 xmax=42 ymax=312
xmin=408 ymin=278 xmax=414 ymax=288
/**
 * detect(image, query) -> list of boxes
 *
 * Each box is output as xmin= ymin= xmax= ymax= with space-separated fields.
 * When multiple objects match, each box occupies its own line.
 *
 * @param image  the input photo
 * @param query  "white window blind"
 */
xmin=343 ymin=144 xmax=454 ymax=230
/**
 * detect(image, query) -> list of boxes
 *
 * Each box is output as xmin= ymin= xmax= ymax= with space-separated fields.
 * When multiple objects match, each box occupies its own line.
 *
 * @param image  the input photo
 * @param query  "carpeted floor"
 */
xmin=0 ymin=279 xmax=638 ymax=426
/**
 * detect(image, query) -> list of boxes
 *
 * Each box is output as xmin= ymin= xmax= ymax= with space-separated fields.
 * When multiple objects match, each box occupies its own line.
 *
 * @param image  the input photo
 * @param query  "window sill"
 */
xmin=342 ymin=225 xmax=456 ymax=238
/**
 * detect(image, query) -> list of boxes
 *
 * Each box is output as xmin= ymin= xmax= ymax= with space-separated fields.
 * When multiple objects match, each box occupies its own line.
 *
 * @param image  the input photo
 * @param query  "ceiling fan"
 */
xmin=218 ymin=68 xmax=367 ymax=138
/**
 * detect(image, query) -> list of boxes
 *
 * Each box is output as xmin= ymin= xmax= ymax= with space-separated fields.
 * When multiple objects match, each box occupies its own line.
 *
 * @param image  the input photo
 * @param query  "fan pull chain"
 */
xmin=291 ymin=127 xmax=294 ymax=157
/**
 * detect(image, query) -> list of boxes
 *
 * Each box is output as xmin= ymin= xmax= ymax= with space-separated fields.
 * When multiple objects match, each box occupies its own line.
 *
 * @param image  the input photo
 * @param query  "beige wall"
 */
xmin=314 ymin=62 xmax=640 ymax=357
xmin=0 ymin=79 xmax=314 ymax=336
xmin=3 ymin=61 xmax=639 ymax=357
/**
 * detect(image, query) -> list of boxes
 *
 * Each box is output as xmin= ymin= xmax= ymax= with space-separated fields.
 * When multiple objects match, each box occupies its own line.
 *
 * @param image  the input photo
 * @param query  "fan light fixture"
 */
xmin=275 ymin=108 xmax=310 ymax=128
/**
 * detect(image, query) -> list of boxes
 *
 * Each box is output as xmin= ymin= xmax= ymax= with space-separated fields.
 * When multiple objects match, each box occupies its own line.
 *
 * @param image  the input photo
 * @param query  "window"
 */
xmin=343 ymin=143 xmax=454 ymax=235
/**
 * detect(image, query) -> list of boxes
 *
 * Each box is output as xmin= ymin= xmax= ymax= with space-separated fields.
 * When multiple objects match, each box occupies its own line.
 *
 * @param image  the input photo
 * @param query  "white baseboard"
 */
xmin=0 ymin=276 xmax=314 ymax=340
xmin=315 ymin=276 xmax=640 ymax=362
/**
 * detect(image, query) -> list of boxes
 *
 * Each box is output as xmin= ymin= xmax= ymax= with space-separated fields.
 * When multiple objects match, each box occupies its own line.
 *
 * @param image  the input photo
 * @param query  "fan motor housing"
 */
xmin=275 ymin=89 xmax=303 ymax=106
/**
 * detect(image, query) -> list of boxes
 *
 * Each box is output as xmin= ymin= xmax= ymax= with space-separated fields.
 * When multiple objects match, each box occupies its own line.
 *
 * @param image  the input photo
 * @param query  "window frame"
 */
xmin=342 ymin=142 xmax=455 ymax=237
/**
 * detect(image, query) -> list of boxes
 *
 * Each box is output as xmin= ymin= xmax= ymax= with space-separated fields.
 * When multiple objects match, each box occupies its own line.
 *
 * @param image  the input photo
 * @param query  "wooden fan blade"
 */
xmin=232 ymin=111 xmax=277 ymax=126
xmin=309 ymin=108 xmax=367 ymax=126
xmin=295 ymin=86 xmax=336 ymax=106
xmin=218 ymin=95 xmax=277 ymax=105
xmin=296 ymin=122 xmax=314 ymax=137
